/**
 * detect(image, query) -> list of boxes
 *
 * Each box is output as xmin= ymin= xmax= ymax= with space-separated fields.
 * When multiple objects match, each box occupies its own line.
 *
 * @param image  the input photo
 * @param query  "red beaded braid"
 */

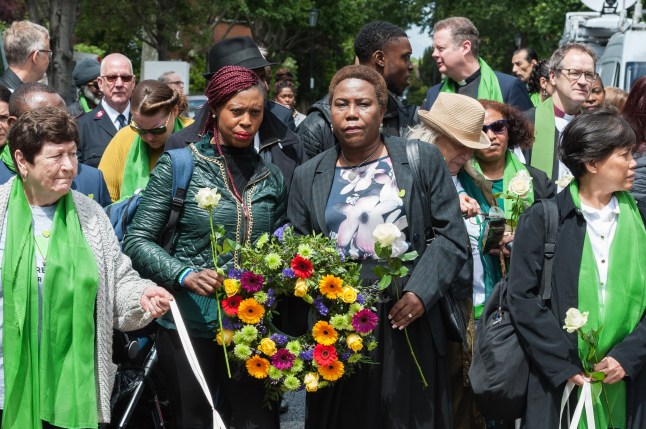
xmin=201 ymin=65 xmax=262 ymax=219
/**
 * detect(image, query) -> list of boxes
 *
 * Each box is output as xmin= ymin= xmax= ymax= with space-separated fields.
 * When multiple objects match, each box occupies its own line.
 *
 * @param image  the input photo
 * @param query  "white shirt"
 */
xmin=580 ymin=196 xmax=619 ymax=303
xmin=101 ymin=99 xmax=131 ymax=131
xmin=555 ymin=114 xmax=575 ymax=190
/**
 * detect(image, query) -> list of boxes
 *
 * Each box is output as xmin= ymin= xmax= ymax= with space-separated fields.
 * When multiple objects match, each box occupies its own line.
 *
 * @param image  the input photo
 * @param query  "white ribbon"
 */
xmin=559 ymin=380 xmax=595 ymax=429
xmin=170 ymin=300 xmax=227 ymax=429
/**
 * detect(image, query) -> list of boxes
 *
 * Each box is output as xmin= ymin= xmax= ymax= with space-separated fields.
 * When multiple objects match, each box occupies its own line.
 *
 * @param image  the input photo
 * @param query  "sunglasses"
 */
xmin=100 ymin=74 xmax=135 ymax=83
xmin=482 ymin=119 xmax=508 ymax=135
xmin=130 ymin=115 xmax=171 ymax=135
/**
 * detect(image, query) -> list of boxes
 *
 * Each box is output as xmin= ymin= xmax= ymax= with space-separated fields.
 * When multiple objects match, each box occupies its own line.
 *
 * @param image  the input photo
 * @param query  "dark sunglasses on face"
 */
xmin=101 ymin=74 xmax=135 ymax=83
xmin=482 ymin=119 xmax=508 ymax=135
xmin=130 ymin=115 xmax=171 ymax=135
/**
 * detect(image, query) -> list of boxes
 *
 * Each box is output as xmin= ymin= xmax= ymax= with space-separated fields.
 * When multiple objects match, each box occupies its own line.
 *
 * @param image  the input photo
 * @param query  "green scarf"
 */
xmin=440 ymin=57 xmax=504 ymax=103
xmin=570 ymin=181 xmax=646 ymax=429
xmin=120 ymin=117 xmax=184 ymax=200
xmin=2 ymin=179 xmax=99 ymax=429
xmin=1 ymin=144 xmax=16 ymax=173
xmin=530 ymin=97 xmax=556 ymax=178
xmin=79 ymin=93 xmax=91 ymax=113
xmin=530 ymin=92 xmax=542 ymax=107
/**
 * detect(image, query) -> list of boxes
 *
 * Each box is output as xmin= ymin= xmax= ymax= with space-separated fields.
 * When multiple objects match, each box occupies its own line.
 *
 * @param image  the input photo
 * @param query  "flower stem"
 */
xmin=209 ymin=208 xmax=231 ymax=378
xmin=578 ymin=330 xmax=614 ymax=429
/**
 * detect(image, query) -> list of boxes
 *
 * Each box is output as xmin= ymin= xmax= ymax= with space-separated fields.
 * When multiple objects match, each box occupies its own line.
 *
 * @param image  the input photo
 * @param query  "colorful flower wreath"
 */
xmin=216 ymin=225 xmax=380 ymax=402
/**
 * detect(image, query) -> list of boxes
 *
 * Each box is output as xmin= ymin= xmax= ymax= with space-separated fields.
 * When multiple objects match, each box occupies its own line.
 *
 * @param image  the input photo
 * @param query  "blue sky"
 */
xmin=407 ymin=25 xmax=433 ymax=59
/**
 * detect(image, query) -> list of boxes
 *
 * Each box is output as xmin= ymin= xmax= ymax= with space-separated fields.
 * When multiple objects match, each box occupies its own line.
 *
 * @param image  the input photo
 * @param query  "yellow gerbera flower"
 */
xmin=312 ymin=320 xmax=338 ymax=345
xmin=238 ymin=298 xmax=265 ymax=324
xmin=318 ymin=274 xmax=344 ymax=299
xmin=246 ymin=355 xmax=270 ymax=379
xmin=318 ymin=360 xmax=344 ymax=381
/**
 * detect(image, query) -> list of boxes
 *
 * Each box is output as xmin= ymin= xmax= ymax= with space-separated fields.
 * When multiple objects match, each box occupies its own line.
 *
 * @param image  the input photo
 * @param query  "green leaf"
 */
xmin=400 ymin=251 xmax=419 ymax=261
xmin=391 ymin=258 xmax=402 ymax=270
xmin=377 ymin=275 xmax=392 ymax=290
xmin=372 ymin=265 xmax=390 ymax=277
xmin=397 ymin=266 xmax=409 ymax=277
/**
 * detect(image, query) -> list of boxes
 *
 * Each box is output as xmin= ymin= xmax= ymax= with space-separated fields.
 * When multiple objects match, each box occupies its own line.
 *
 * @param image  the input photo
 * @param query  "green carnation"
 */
xmin=240 ymin=325 xmax=258 ymax=342
xmin=348 ymin=353 xmax=362 ymax=363
xmin=234 ymin=344 xmax=252 ymax=360
xmin=268 ymin=366 xmax=282 ymax=380
xmin=254 ymin=291 xmax=268 ymax=304
xmin=256 ymin=233 xmax=269 ymax=248
xmin=286 ymin=340 xmax=302 ymax=354
xmin=297 ymin=244 xmax=314 ymax=258
xmin=349 ymin=303 xmax=363 ymax=315
xmin=330 ymin=314 xmax=348 ymax=330
xmin=283 ymin=375 xmax=301 ymax=390
xmin=290 ymin=358 xmax=304 ymax=374
xmin=232 ymin=331 xmax=247 ymax=345
xmin=367 ymin=340 xmax=378 ymax=351
xmin=264 ymin=253 xmax=282 ymax=270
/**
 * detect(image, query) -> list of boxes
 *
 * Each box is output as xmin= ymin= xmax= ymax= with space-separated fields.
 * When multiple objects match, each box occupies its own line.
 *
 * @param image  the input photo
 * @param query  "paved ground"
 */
xmin=279 ymin=390 xmax=305 ymax=429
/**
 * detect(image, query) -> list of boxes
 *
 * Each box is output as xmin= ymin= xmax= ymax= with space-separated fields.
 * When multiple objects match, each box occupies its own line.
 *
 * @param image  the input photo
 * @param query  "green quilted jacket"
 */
xmin=123 ymin=138 xmax=287 ymax=337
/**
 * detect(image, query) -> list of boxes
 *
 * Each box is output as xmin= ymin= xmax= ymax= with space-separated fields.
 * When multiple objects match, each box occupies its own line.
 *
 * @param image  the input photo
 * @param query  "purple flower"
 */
xmin=271 ymin=333 xmax=288 ymax=346
xmin=299 ymin=349 xmax=314 ymax=361
xmin=271 ymin=349 xmax=296 ymax=370
xmin=273 ymin=224 xmax=289 ymax=241
xmin=258 ymin=325 xmax=267 ymax=335
xmin=336 ymin=247 xmax=346 ymax=262
xmin=266 ymin=288 xmax=276 ymax=307
xmin=314 ymin=297 xmax=329 ymax=316
xmin=282 ymin=268 xmax=295 ymax=278
xmin=240 ymin=271 xmax=264 ymax=293
xmin=221 ymin=318 xmax=242 ymax=330
xmin=356 ymin=294 xmax=365 ymax=305
xmin=228 ymin=268 xmax=243 ymax=279
xmin=340 ymin=352 xmax=351 ymax=361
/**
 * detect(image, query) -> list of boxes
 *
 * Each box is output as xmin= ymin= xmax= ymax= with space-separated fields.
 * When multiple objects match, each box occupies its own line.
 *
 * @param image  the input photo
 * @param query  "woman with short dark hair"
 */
xmin=508 ymin=107 xmax=646 ymax=428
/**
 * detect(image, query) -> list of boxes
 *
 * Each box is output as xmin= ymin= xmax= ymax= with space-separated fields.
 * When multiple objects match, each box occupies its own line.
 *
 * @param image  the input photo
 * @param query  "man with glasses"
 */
xmin=158 ymin=71 xmax=185 ymax=93
xmin=526 ymin=43 xmax=597 ymax=186
xmin=68 ymin=58 xmax=103 ymax=117
xmin=0 ymin=20 xmax=51 ymax=92
xmin=77 ymin=53 xmax=136 ymax=167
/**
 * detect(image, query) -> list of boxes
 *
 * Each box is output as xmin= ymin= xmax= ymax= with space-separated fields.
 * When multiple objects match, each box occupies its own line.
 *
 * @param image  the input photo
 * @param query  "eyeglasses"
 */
xmin=130 ymin=115 xmax=171 ymax=135
xmin=0 ymin=115 xmax=9 ymax=123
xmin=557 ymin=69 xmax=597 ymax=83
xmin=482 ymin=119 xmax=508 ymax=135
xmin=36 ymin=49 xmax=52 ymax=59
xmin=467 ymin=206 xmax=505 ymax=225
xmin=100 ymin=74 xmax=135 ymax=83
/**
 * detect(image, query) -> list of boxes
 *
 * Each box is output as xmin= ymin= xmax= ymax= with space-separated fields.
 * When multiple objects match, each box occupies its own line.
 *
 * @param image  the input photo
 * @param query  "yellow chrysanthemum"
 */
xmin=238 ymin=298 xmax=265 ymax=324
xmin=318 ymin=360 xmax=344 ymax=381
xmin=312 ymin=320 xmax=338 ymax=345
xmin=223 ymin=279 xmax=240 ymax=297
xmin=259 ymin=338 xmax=277 ymax=356
xmin=318 ymin=275 xmax=344 ymax=299
xmin=346 ymin=333 xmax=363 ymax=352
xmin=246 ymin=355 xmax=270 ymax=379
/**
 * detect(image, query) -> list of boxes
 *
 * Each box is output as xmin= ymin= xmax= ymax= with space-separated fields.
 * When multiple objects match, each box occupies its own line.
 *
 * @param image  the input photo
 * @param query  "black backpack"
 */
xmin=468 ymin=198 xmax=558 ymax=421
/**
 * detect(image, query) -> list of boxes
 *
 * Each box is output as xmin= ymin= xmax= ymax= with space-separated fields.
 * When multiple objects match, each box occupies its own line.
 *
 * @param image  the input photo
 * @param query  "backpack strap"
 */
xmin=538 ymin=199 xmax=558 ymax=302
xmin=160 ymin=148 xmax=194 ymax=251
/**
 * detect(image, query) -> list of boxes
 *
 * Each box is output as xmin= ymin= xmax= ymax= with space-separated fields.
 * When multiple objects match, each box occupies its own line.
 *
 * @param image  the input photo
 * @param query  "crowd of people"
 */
xmin=0 ymin=13 xmax=645 ymax=429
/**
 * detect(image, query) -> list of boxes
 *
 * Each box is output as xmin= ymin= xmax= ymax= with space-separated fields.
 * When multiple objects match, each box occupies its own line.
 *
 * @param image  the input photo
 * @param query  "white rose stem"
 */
xmin=170 ymin=300 xmax=227 ymax=429
xmin=559 ymin=380 xmax=595 ymax=429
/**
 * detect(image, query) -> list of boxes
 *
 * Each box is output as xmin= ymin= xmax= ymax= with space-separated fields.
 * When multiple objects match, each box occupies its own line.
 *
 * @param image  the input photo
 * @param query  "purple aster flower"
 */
xmin=336 ymin=247 xmax=346 ymax=262
xmin=271 ymin=333 xmax=288 ymax=346
xmin=356 ymin=294 xmax=365 ymax=305
xmin=265 ymin=288 xmax=276 ymax=307
xmin=273 ymin=224 xmax=289 ymax=241
xmin=299 ymin=349 xmax=314 ymax=361
xmin=258 ymin=325 xmax=267 ymax=335
xmin=271 ymin=349 xmax=296 ymax=370
xmin=228 ymin=268 xmax=243 ymax=279
xmin=314 ymin=297 xmax=329 ymax=316
xmin=240 ymin=271 xmax=264 ymax=293
xmin=221 ymin=318 xmax=242 ymax=330
xmin=282 ymin=268 xmax=295 ymax=278
xmin=340 ymin=352 xmax=352 ymax=361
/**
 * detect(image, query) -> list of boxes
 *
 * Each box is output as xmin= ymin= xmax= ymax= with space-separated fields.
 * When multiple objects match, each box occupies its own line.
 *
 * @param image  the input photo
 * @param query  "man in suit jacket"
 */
xmin=0 ymin=21 xmax=51 ymax=92
xmin=77 ymin=53 xmax=136 ymax=168
xmin=422 ymin=17 xmax=532 ymax=112
xmin=4 ymin=82 xmax=111 ymax=207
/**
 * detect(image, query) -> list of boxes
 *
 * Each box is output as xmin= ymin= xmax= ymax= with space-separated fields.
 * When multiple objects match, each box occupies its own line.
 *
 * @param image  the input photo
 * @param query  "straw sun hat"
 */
xmin=418 ymin=93 xmax=491 ymax=149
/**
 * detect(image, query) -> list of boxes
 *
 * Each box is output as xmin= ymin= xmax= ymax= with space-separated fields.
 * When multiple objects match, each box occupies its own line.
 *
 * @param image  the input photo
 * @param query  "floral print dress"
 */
xmin=325 ymin=156 xmax=409 ymax=260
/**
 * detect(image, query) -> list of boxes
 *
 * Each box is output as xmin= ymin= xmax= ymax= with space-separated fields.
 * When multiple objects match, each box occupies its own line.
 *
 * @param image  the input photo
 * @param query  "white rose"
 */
xmin=372 ymin=223 xmax=402 ymax=246
xmin=508 ymin=171 xmax=533 ymax=198
xmin=563 ymin=308 xmax=589 ymax=333
xmin=555 ymin=174 xmax=574 ymax=189
xmin=195 ymin=187 xmax=221 ymax=209
xmin=390 ymin=236 xmax=409 ymax=257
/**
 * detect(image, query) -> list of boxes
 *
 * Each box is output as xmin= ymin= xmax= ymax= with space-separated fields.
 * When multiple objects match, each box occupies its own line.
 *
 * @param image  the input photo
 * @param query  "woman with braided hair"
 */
xmin=124 ymin=65 xmax=285 ymax=428
xmin=274 ymin=68 xmax=306 ymax=127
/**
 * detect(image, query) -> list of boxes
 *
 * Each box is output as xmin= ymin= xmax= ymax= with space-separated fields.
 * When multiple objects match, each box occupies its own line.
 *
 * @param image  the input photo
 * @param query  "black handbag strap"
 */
xmin=538 ymin=199 xmax=558 ymax=302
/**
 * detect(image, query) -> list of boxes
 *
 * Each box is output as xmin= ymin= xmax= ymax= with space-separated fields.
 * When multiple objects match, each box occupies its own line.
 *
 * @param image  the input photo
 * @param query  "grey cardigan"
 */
xmin=0 ymin=178 xmax=156 ymax=423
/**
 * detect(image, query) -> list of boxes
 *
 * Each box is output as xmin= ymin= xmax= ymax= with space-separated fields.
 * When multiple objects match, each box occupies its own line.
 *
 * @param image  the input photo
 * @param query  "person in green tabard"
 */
xmin=509 ymin=108 xmax=646 ymax=428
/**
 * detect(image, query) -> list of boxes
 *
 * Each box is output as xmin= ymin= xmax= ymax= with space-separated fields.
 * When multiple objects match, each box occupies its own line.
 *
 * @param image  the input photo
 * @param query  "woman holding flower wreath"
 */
xmin=287 ymin=65 xmax=469 ymax=428
xmin=123 ymin=66 xmax=286 ymax=428
xmin=508 ymin=108 xmax=646 ymax=428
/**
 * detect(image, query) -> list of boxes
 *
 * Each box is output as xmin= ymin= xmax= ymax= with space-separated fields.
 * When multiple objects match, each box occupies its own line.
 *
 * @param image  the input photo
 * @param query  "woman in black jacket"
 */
xmin=508 ymin=108 xmax=646 ymax=428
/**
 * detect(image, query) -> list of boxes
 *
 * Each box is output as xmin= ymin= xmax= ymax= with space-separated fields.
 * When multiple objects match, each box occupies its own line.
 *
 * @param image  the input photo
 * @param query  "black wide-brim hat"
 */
xmin=203 ymin=36 xmax=275 ymax=79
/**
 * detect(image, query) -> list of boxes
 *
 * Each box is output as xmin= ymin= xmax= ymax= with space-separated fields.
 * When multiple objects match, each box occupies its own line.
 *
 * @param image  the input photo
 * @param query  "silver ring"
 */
xmin=407 ymin=313 xmax=413 ymax=319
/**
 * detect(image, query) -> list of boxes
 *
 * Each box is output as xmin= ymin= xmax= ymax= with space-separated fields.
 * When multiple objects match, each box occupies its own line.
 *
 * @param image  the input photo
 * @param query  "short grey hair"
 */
xmin=3 ymin=20 xmax=49 ymax=66
xmin=434 ymin=17 xmax=479 ymax=59
xmin=158 ymin=71 xmax=177 ymax=83
xmin=406 ymin=123 xmax=442 ymax=145
xmin=549 ymin=43 xmax=597 ymax=74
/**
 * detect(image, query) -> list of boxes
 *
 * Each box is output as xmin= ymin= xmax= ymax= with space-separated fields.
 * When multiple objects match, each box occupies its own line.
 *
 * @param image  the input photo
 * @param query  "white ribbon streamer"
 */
xmin=170 ymin=300 xmax=227 ymax=429
xmin=559 ymin=380 xmax=595 ymax=429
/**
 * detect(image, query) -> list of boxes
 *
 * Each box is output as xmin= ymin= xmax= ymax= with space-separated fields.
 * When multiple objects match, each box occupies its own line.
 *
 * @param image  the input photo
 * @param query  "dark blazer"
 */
xmin=165 ymin=101 xmax=304 ymax=191
xmin=423 ymin=71 xmax=533 ymax=112
xmin=508 ymin=189 xmax=646 ymax=428
xmin=0 ymin=68 xmax=23 ymax=92
xmin=77 ymin=104 xmax=124 ymax=168
xmin=287 ymin=135 xmax=470 ymax=355
xmin=0 ymin=160 xmax=111 ymax=207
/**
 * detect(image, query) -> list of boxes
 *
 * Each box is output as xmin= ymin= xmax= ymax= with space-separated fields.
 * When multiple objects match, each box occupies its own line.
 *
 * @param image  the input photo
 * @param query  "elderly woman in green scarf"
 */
xmin=0 ymin=106 xmax=173 ymax=429
xmin=99 ymin=79 xmax=192 ymax=202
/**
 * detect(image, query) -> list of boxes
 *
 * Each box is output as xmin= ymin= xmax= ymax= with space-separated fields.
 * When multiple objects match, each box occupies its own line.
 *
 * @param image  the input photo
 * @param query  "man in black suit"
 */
xmin=0 ymin=21 xmax=51 ymax=92
xmin=77 ymin=53 xmax=136 ymax=168
xmin=165 ymin=37 xmax=304 ymax=191
xmin=423 ymin=17 xmax=532 ymax=112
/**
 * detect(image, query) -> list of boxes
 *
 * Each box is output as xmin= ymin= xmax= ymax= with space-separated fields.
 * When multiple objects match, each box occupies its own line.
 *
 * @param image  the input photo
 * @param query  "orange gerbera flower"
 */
xmin=237 ymin=298 xmax=265 ymax=324
xmin=318 ymin=359 xmax=344 ymax=381
xmin=246 ymin=355 xmax=270 ymax=379
xmin=318 ymin=274 xmax=344 ymax=299
xmin=312 ymin=321 xmax=338 ymax=345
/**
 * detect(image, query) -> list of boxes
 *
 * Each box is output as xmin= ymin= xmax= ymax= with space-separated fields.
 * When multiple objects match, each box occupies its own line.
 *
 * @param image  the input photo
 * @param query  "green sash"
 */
xmin=2 ymin=179 xmax=99 ymax=428
xmin=120 ymin=117 xmax=184 ymax=200
xmin=79 ymin=94 xmax=91 ymax=113
xmin=570 ymin=181 xmax=646 ymax=429
xmin=1 ymin=144 xmax=16 ymax=173
xmin=440 ymin=57 xmax=504 ymax=103
xmin=530 ymin=97 xmax=556 ymax=178
xmin=530 ymin=92 xmax=542 ymax=107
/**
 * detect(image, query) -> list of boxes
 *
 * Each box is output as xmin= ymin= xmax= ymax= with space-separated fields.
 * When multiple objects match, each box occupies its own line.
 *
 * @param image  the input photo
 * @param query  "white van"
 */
xmin=598 ymin=25 xmax=646 ymax=90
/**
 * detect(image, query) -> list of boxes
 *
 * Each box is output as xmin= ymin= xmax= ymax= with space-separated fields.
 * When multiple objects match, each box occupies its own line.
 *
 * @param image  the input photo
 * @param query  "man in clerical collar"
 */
xmin=526 ymin=43 xmax=596 ymax=187
xmin=422 ymin=17 xmax=532 ymax=112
